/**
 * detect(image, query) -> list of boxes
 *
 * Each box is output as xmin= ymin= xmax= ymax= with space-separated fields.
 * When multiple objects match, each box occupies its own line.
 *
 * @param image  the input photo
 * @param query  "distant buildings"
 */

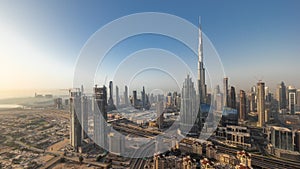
xmin=257 ymin=81 xmax=265 ymax=127
xmin=54 ymin=98 xmax=63 ymax=109
xmin=130 ymin=87 xmax=150 ymax=110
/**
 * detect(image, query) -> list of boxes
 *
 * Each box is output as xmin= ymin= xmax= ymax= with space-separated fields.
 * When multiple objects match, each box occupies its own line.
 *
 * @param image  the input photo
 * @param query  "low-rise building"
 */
xmin=226 ymin=125 xmax=251 ymax=148
xmin=236 ymin=150 xmax=252 ymax=169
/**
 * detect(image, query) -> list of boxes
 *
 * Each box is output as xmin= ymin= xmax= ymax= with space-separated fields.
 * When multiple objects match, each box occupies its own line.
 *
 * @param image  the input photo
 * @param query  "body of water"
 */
xmin=0 ymin=104 xmax=23 ymax=109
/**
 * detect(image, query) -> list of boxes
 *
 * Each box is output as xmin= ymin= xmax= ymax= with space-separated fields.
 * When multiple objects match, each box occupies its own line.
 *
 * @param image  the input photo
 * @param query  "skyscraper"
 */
xmin=70 ymin=89 xmax=82 ymax=151
xmin=216 ymin=93 xmax=223 ymax=111
xmin=288 ymin=86 xmax=296 ymax=115
xmin=133 ymin=90 xmax=137 ymax=107
xmin=257 ymin=81 xmax=265 ymax=127
xmin=214 ymin=85 xmax=223 ymax=111
xmin=115 ymin=85 xmax=119 ymax=107
xmin=124 ymin=85 xmax=129 ymax=105
xmin=296 ymin=89 xmax=300 ymax=112
xmin=277 ymin=81 xmax=287 ymax=111
xmin=229 ymin=86 xmax=236 ymax=109
xmin=156 ymin=100 xmax=164 ymax=129
xmin=141 ymin=86 xmax=146 ymax=109
xmin=249 ymin=91 xmax=256 ymax=112
xmin=180 ymin=75 xmax=198 ymax=135
xmin=223 ymin=77 xmax=229 ymax=107
xmin=239 ymin=90 xmax=246 ymax=122
xmin=81 ymin=95 xmax=88 ymax=139
xmin=108 ymin=81 xmax=114 ymax=106
xmin=93 ymin=85 xmax=108 ymax=148
xmin=198 ymin=20 xmax=207 ymax=104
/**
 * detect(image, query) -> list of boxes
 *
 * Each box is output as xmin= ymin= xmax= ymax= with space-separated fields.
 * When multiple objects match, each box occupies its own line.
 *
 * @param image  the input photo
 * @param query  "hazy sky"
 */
xmin=0 ymin=0 xmax=300 ymax=95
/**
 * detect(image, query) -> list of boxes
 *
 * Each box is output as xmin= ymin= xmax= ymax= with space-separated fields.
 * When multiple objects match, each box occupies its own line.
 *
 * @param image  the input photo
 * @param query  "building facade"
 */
xmin=180 ymin=75 xmax=198 ymax=135
xmin=70 ymin=89 xmax=82 ymax=151
xmin=257 ymin=81 xmax=265 ymax=127
xmin=93 ymin=85 xmax=108 ymax=149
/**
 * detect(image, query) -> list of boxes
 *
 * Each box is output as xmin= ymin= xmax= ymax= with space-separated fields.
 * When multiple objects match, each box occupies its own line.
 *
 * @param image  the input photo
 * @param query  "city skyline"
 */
xmin=0 ymin=1 xmax=300 ymax=96
xmin=1 ymin=1 xmax=300 ymax=168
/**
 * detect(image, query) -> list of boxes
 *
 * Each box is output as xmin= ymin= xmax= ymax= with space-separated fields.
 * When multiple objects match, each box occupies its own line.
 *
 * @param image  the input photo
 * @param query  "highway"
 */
xmin=130 ymin=141 xmax=155 ymax=168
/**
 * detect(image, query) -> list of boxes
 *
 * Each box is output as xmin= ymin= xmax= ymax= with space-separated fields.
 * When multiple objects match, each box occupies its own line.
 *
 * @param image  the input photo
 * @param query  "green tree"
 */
xmin=79 ymin=155 xmax=84 ymax=165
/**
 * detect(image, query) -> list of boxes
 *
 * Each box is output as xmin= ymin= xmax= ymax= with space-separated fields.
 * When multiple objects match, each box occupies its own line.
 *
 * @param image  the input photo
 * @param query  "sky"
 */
xmin=0 ymin=0 xmax=300 ymax=97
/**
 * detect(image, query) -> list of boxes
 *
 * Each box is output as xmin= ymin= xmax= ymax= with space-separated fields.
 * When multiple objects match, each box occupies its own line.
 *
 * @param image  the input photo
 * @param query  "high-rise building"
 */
xmin=180 ymin=75 xmax=198 ymax=135
xmin=257 ymin=81 xmax=265 ymax=127
xmin=295 ymin=130 xmax=300 ymax=153
xmin=229 ymin=86 xmax=236 ymax=109
xmin=166 ymin=92 xmax=172 ymax=107
xmin=296 ymin=90 xmax=300 ymax=112
xmin=198 ymin=20 xmax=207 ymax=104
xmin=141 ymin=86 xmax=146 ymax=109
xmin=108 ymin=81 xmax=114 ymax=106
xmin=248 ymin=92 xmax=256 ymax=112
xmin=124 ymin=85 xmax=129 ymax=105
xmin=115 ymin=85 xmax=119 ymax=107
xmin=54 ymin=98 xmax=63 ymax=109
xmin=70 ymin=89 xmax=82 ymax=151
xmin=156 ymin=101 xmax=164 ymax=129
xmin=133 ymin=90 xmax=137 ymax=107
xmin=239 ymin=90 xmax=247 ymax=121
xmin=214 ymin=85 xmax=223 ymax=111
xmin=93 ymin=85 xmax=108 ymax=148
xmin=173 ymin=92 xmax=178 ymax=108
xmin=288 ymin=86 xmax=297 ymax=115
xmin=277 ymin=81 xmax=287 ymax=111
xmin=223 ymin=77 xmax=229 ymax=107
xmin=81 ymin=95 xmax=88 ymax=139
xmin=216 ymin=93 xmax=223 ymax=111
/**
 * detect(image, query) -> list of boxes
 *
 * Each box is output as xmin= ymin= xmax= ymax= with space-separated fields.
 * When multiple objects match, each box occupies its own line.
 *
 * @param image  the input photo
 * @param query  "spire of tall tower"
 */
xmin=198 ymin=16 xmax=203 ymax=63
xmin=197 ymin=16 xmax=207 ymax=104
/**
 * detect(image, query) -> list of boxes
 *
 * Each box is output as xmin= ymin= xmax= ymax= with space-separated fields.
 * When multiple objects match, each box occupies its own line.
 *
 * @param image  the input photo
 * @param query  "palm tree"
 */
xmin=79 ymin=155 xmax=84 ymax=165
